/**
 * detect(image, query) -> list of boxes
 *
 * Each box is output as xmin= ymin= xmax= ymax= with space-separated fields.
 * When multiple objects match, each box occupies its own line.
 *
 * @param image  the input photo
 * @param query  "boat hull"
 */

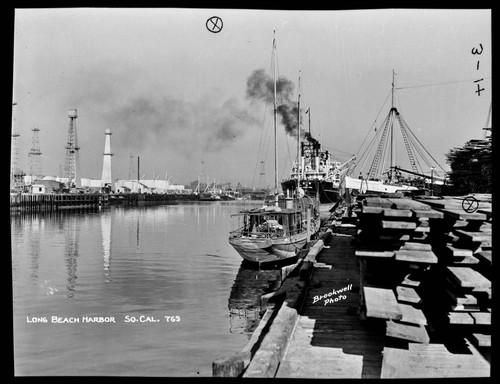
xmin=229 ymin=234 xmax=308 ymax=263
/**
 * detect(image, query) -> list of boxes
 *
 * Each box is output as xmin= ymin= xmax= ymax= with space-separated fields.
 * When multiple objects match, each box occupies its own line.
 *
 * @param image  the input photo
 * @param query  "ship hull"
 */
xmin=281 ymin=179 xmax=341 ymax=205
xmin=229 ymin=234 xmax=308 ymax=263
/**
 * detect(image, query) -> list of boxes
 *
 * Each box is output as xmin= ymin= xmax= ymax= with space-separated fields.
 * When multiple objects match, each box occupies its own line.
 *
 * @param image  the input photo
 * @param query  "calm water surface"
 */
xmin=11 ymin=201 xmax=280 ymax=377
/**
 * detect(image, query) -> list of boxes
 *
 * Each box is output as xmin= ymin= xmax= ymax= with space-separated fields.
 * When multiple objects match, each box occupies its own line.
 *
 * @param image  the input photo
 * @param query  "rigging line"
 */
xmin=395 ymin=77 xmax=492 ymax=90
xmin=354 ymin=88 xmax=392 ymax=156
xmin=359 ymin=110 xmax=390 ymax=165
xmin=402 ymin=115 xmax=448 ymax=174
xmin=356 ymin=125 xmax=383 ymax=174
xmin=251 ymin=45 xmax=276 ymax=188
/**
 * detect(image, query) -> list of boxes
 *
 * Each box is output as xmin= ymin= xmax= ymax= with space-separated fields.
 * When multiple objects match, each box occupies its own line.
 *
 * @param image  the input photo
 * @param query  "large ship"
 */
xmin=281 ymin=136 xmax=355 ymax=207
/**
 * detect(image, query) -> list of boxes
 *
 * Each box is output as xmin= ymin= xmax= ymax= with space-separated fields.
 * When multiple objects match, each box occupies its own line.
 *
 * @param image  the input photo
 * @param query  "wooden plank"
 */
xmin=399 ymin=303 xmax=427 ymax=325
xmin=454 ymin=229 xmax=492 ymax=242
xmin=445 ymin=244 xmax=473 ymax=257
xmin=364 ymin=197 xmax=394 ymax=208
xmin=450 ymin=255 xmax=479 ymax=265
xmin=363 ymin=286 xmax=402 ymax=320
xmin=383 ymin=208 xmax=413 ymax=217
xmin=436 ymin=208 xmax=487 ymax=221
xmin=448 ymin=312 xmax=474 ymax=324
xmin=400 ymin=242 xmax=432 ymax=251
xmin=396 ymin=286 xmax=421 ymax=304
xmin=447 ymin=267 xmax=490 ymax=289
xmin=386 ymin=320 xmax=429 ymax=343
xmin=390 ymin=198 xmax=431 ymax=211
xmin=381 ymin=220 xmax=417 ymax=230
xmin=401 ymin=273 xmax=421 ymax=288
xmin=444 ymin=288 xmax=477 ymax=305
xmin=395 ymin=249 xmax=437 ymax=264
xmin=355 ymin=250 xmax=395 ymax=258
xmin=411 ymin=209 xmax=444 ymax=219
xmin=471 ymin=333 xmax=491 ymax=347
xmin=407 ymin=342 xmax=490 ymax=377
xmin=470 ymin=312 xmax=491 ymax=325
xmin=361 ymin=206 xmax=384 ymax=215
xmin=381 ymin=347 xmax=409 ymax=378
xmin=474 ymin=250 xmax=491 ymax=265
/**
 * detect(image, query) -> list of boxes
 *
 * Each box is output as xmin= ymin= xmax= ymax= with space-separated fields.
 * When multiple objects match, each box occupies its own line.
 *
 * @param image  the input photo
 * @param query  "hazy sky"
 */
xmin=12 ymin=8 xmax=491 ymax=187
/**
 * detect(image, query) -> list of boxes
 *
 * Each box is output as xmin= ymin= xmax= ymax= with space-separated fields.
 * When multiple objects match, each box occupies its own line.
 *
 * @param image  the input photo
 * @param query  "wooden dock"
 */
xmin=275 ymin=225 xmax=386 ymax=379
xmin=10 ymin=193 xmax=104 ymax=212
xmin=213 ymin=195 xmax=492 ymax=379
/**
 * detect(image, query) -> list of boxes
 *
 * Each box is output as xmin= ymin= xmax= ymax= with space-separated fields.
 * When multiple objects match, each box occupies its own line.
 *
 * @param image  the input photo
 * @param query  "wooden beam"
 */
xmin=395 ymin=249 xmax=437 ymax=264
xmin=386 ymin=320 xmax=430 ymax=343
xmin=448 ymin=312 xmax=474 ymax=324
xmin=471 ymin=333 xmax=491 ymax=347
xmin=396 ymin=286 xmax=422 ymax=304
xmin=398 ymin=303 xmax=427 ymax=325
xmin=381 ymin=220 xmax=417 ymax=230
xmin=447 ymin=267 xmax=491 ymax=289
xmin=363 ymin=286 xmax=402 ymax=320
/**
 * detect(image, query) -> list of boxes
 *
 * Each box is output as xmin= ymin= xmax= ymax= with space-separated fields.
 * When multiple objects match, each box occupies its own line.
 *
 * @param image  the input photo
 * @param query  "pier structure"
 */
xmin=214 ymin=194 xmax=491 ymax=379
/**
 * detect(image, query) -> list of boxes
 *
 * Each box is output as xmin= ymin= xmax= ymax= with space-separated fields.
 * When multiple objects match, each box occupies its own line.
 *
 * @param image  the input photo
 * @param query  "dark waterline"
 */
xmin=11 ymin=201 xmax=281 ymax=377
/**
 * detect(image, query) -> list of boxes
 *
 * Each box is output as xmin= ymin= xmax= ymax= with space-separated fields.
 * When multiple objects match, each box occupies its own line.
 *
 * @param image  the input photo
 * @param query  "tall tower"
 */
xmin=128 ymin=155 xmax=134 ymax=180
xmin=11 ymin=102 xmax=24 ymax=191
xmin=64 ymin=109 xmax=80 ymax=188
xmin=28 ymin=126 xmax=42 ymax=178
xmin=101 ymin=129 xmax=113 ymax=189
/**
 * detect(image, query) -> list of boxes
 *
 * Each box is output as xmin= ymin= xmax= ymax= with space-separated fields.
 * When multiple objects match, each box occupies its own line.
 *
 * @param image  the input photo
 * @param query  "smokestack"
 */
xmin=101 ymin=129 xmax=113 ymax=188
xmin=137 ymin=156 xmax=140 ymax=193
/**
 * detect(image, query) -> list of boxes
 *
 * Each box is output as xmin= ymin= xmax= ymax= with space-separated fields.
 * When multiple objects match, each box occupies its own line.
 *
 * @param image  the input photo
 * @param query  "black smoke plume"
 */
xmin=246 ymin=68 xmax=316 ymax=140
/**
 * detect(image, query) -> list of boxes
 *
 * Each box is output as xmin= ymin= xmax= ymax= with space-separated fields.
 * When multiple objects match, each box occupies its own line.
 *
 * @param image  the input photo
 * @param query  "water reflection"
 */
xmin=101 ymin=211 xmax=112 ymax=281
xmin=228 ymin=261 xmax=281 ymax=334
xmin=64 ymin=215 xmax=80 ymax=299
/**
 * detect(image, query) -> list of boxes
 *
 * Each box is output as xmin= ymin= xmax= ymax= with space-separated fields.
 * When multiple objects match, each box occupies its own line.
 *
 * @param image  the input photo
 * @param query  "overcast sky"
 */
xmin=12 ymin=8 xmax=491 ymax=187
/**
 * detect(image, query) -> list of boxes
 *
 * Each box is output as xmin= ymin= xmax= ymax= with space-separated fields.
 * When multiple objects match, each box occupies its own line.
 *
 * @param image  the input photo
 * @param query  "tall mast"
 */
xmin=272 ymin=31 xmax=279 ymax=204
xmin=390 ymin=69 xmax=396 ymax=182
xmin=297 ymin=74 xmax=301 ymax=193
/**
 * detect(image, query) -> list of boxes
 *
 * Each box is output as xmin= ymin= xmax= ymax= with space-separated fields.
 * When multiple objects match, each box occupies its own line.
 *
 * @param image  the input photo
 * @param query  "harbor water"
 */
xmin=11 ymin=201 xmax=280 ymax=377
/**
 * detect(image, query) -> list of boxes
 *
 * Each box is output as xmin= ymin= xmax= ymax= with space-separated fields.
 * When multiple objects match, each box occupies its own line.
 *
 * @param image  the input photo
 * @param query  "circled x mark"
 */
xmin=462 ymin=196 xmax=479 ymax=213
xmin=206 ymin=16 xmax=223 ymax=33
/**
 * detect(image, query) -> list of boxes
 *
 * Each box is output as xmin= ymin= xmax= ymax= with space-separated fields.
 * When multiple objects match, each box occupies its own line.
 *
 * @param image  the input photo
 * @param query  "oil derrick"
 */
xmin=28 ymin=126 xmax=42 ymax=178
xmin=11 ymin=102 xmax=25 ymax=192
xmin=64 ymin=109 xmax=80 ymax=188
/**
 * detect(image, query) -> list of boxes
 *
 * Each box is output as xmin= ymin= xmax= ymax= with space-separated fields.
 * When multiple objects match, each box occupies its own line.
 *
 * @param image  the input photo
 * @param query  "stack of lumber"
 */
xmin=414 ymin=196 xmax=492 ymax=350
xmin=354 ymin=197 xmax=442 ymax=344
xmin=354 ymin=195 xmax=491 ymax=377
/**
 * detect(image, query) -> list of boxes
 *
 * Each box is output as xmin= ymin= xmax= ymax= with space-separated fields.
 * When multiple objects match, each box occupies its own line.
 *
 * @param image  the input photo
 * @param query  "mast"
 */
xmin=390 ymin=69 xmax=396 ymax=182
xmin=272 ymin=31 xmax=279 ymax=205
xmin=297 ymin=74 xmax=301 ymax=193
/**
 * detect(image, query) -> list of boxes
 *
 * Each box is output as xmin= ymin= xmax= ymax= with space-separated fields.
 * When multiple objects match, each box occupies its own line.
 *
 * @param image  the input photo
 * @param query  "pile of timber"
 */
xmin=354 ymin=196 xmax=440 ymax=344
xmin=418 ymin=195 xmax=492 ymax=350
xmin=353 ymin=195 xmax=491 ymax=377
